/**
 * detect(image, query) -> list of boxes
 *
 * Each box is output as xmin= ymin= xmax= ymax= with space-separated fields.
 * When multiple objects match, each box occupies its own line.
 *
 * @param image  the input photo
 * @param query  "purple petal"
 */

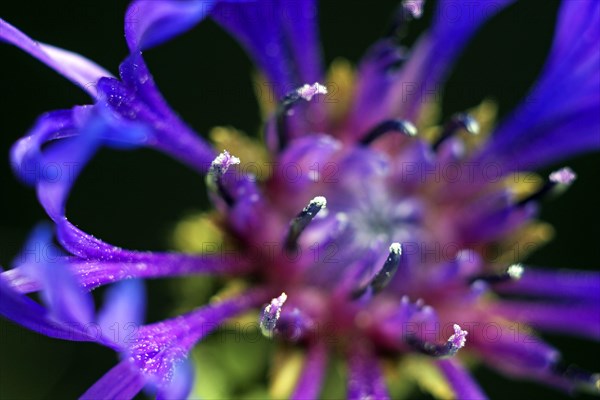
xmin=347 ymin=348 xmax=390 ymax=400
xmin=476 ymin=0 xmax=600 ymax=170
xmin=97 ymin=280 xmax=146 ymax=347
xmin=495 ymin=267 xmax=600 ymax=303
xmin=437 ymin=359 xmax=488 ymax=400
xmin=80 ymin=359 xmax=145 ymax=400
xmin=0 ymin=18 xmax=112 ymax=95
xmin=290 ymin=341 xmax=328 ymax=400
xmin=472 ymin=323 xmax=560 ymax=377
xmin=125 ymin=0 xmax=217 ymax=50
xmin=492 ymin=301 xmax=600 ymax=340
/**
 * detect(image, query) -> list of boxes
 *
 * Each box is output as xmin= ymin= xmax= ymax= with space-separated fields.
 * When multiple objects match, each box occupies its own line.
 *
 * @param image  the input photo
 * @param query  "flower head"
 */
xmin=1 ymin=0 xmax=599 ymax=399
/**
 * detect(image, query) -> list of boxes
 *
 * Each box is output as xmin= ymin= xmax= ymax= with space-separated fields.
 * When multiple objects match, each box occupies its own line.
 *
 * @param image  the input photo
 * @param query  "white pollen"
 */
xmin=297 ymin=82 xmax=328 ymax=101
xmin=403 ymin=0 xmax=424 ymax=18
xmin=507 ymin=264 xmax=524 ymax=279
xmin=389 ymin=242 xmax=402 ymax=255
xmin=311 ymin=196 xmax=327 ymax=208
xmin=404 ymin=121 xmax=418 ymax=137
xmin=211 ymin=150 xmax=240 ymax=172
xmin=549 ymin=167 xmax=576 ymax=185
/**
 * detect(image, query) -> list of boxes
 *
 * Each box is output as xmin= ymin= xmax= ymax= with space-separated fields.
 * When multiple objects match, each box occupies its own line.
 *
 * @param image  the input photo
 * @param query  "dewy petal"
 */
xmin=127 ymin=289 xmax=267 ymax=385
xmin=0 ymin=18 xmax=113 ymax=96
xmin=3 ymin=251 xmax=249 ymax=293
xmin=290 ymin=341 xmax=328 ymax=400
xmin=347 ymin=348 xmax=390 ymax=400
xmin=80 ymin=359 xmax=146 ymax=400
xmin=476 ymin=0 xmax=600 ymax=170
xmin=437 ymin=359 xmax=488 ymax=400
xmin=97 ymin=280 xmax=146 ymax=348
xmin=105 ymin=54 xmax=217 ymax=173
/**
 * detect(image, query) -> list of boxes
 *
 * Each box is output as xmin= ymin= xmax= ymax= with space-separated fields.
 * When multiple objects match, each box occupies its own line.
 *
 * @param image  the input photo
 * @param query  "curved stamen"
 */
xmin=284 ymin=196 xmax=327 ymax=251
xmin=206 ymin=150 xmax=240 ymax=207
xmin=432 ymin=113 xmax=479 ymax=152
xmin=260 ymin=292 xmax=287 ymax=338
xmin=517 ymin=167 xmax=576 ymax=207
xmin=407 ymin=324 xmax=468 ymax=358
xmin=359 ymin=120 xmax=417 ymax=145
xmin=352 ymin=243 xmax=402 ymax=299
xmin=275 ymin=83 xmax=327 ymax=150
xmin=468 ymin=263 xmax=524 ymax=285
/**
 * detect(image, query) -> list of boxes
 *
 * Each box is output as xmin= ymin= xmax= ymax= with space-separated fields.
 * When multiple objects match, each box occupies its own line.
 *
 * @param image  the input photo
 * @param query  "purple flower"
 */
xmin=1 ymin=0 xmax=599 ymax=399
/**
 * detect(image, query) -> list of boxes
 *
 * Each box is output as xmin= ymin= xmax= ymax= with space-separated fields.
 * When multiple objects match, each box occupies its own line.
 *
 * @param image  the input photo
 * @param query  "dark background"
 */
xmin=1 ymin=0 xmax=598 ymax=399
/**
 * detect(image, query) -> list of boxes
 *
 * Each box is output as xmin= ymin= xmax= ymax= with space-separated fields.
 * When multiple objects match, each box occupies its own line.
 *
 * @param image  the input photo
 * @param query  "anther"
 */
xmin=284 ymin=196 xmax=327 ymax=251
xmin=260 ymin=292 xmax=287 ymax=338
xmin=275 ymin=83 xmax=327 ymax=150
xmin=517 ymin=167 xmax=576 ymax=207
xmin=407 ymin=323 xmax=468 ymax=358
xmin=403 ymin=0 xmax=424 ymax=18
xmin=352 ymin=243 xmax=402 ymax=299
xmin=468 ymin=263 xmax=524 ymax=285
xmin=386 ymin=0 xmax=425 ymax=40
xmin=206 ymin=150 xmax=240 ymax=206
xmin=359 ymin=120 xmax=417 ymax=146
xmin=432 ymin=113 xmax=479 ymax=152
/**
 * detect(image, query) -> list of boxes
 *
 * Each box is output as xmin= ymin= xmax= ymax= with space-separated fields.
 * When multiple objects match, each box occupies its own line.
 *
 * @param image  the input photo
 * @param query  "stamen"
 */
xmin=359 ymin=120 xmax=417 ymax=145
xmin=386 ymin=0 xmax=425 ymax=41
xmin=407 ymin=323 xmax=468 ymax=358
xmin=206 ymin=150 xmax=240 ymax=206
xmin=468 ymin=263 xmax=524 ymax=285
xmin=275 ymin=83 xmax=328 ymax=150
xmin=403 ymin=0 xmax=424 ymax=18
xmin=517 ymin=167 xmax=576 ymax=206
xmin=432 ymin=113 xmax=479 ymax=152
xmin=297 ymin=83 xmax=328 ymax=102
xmin=284 ymin=196 xmax=327 ymax=251
xmin=352 ymin=243 xmax=402 ymax=299
xmin=260 ymin=292 xmax=287 ymax=338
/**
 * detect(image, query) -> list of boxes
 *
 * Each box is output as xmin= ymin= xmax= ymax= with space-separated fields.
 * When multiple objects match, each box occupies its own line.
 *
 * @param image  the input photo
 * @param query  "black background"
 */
xmin=1 ymin=0 xmax=599 ymax=399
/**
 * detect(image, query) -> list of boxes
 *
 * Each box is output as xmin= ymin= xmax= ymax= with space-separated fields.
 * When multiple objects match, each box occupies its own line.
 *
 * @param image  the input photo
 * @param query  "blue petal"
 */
xmin=212 ymin=0 xmax=323 ymax=97
xmin=17 ymin=224 xmax=95 ymax=326
xmin=0 ymin=274 xmax=96 ymax=342
xmin=156 ymin=358 xmax=195 ymax=400
xmin=0 ymin=18 xmax=112 ymax=96
xmin=97 ymin=280 xmax=146 ymax=347
xmin=476 ymin=0 xmax=600 ymax=170
xmin=125 ymin=0 xmax=217 ymax=50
